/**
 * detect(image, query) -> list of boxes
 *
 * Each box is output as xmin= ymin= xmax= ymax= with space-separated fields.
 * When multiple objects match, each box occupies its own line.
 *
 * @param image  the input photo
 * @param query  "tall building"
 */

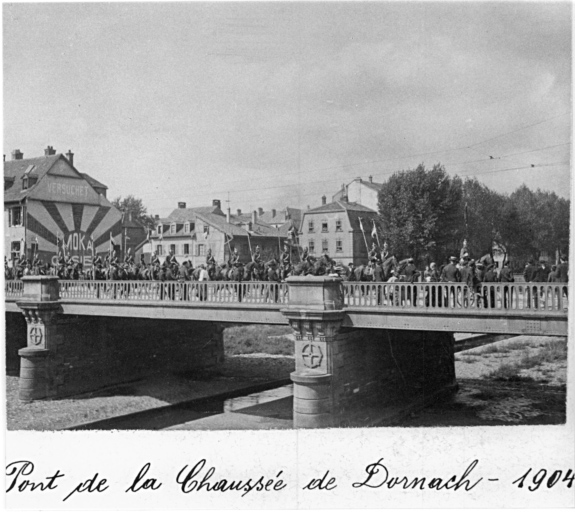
xmin=4 ymin=147 xmax=125 ymax=268
xmin=299 ymin=196 xmax=381 ymax=265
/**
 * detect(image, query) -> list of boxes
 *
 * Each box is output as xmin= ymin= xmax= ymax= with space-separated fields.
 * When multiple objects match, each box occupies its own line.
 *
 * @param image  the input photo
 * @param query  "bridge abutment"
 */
xmin=15 ymin=277 xmax=224 ymax=401
xmin=283 ymin=277 xmax=457 ymax=428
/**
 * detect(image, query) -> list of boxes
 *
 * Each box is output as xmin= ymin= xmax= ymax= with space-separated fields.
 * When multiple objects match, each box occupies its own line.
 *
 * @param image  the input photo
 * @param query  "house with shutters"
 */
xmin=3 ymin=146 xmax=127 ymax=268
xmin=299 ymin=196 xmax=381 ymax=266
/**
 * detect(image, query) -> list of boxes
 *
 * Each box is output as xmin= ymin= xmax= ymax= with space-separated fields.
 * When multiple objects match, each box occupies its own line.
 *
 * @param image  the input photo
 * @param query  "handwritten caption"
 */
xmin=6 ymin=459 xmax=574 ymax=502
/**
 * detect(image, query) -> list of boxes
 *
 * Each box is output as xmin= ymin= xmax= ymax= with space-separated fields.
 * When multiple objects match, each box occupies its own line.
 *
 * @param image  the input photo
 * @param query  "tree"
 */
xmin=111 ymin=195 xmax=155 ymax=229
xmin=377 ymin=164 xmax=463 ymax=264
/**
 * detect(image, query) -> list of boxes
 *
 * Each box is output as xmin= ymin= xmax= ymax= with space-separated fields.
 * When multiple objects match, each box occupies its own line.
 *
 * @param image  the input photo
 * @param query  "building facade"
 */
xmin=138 ymin=200 xmax=287 ymax=267
xmin=299 ymin=198 xmax=381 ymax=266
xmin=4 ymin=147 xmax=125 ymax=268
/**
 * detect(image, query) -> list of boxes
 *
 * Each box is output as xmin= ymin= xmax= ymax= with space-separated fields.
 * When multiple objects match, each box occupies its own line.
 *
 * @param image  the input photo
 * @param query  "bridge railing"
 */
xmin=343 ymin=282 xmax=568 ymax=312
xmin=5 ymin=280 xmax=24 ymax=300
xmin=59 ymin=280 xmax=289 ymax=305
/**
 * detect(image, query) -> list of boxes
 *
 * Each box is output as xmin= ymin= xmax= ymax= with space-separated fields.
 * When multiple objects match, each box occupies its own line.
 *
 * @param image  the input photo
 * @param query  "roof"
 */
xmin=197 ymin=211 xmax=283 ymax=239
xmin=4 ymin=154 xmax=61 ymax=202
xmin=4 ymin=153 xmax=111 ymax=204
xmin=165 ymin=205 xmax=224 ymax=222
xmin=306 ymin=200 xmax=377 ymax=215
xmin=258 ymin=206 xmax=302 ymax=226
xmin=80 ymin=173 xmax=108 ymax=190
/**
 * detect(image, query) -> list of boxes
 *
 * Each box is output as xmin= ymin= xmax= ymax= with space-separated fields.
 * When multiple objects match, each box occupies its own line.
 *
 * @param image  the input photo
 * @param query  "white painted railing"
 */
xmin=343 ymin=282 xmax=568 ymax=312
xmin=58 ymin=280 xmax=289 ymax=305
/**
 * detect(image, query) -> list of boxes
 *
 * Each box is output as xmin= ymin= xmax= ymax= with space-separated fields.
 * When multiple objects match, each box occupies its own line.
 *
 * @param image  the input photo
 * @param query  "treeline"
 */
xmin=377 ymin=164 xmax=570 ymax=270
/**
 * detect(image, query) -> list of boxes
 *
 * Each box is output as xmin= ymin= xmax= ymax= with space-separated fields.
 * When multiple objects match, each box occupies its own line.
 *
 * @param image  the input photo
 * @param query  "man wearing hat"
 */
xmin=231 ymin=247 xmax=241 ymax=267
xmin=441 ymin=256 xmax=461 ymax=307
xmin=346 ymin=262 xmax=356 ymax=282
xmin=368 ymin=242 xmax=381 ymax=265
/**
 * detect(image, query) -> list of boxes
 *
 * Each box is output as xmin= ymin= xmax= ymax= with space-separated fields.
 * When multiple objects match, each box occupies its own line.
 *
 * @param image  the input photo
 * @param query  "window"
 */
xmin=308 ymin=240 xmax=315 ymax=254
xmin=197 ymin=244 xmax=205 ymax=256
xmin=335 ymin=219 xmax=342 ymax=232
xmin=170 ymin=244 xmax=176 ymax=254
xmin=336 ymin=239 xmax=343 ymax=253
xmin=183 ymin=243 xmax=190 ymax=256
xmin=203 ymin=225 xmax=209 ymax=237
xmin=10 ymin=241 xmax=21 ymax=261
xmin=184 ymin=223 xmax=190 ymax=234
xmin=170 ymin=224 xmax=176 ymax=235
xmin=22 ymin=177 xmax=29 ymax=190
xmin=8 ymin=207 xmax=22 ymax=227
xmin=322 ymin=239 xmax=329 ymax=253
xmin=308 ymin=220 xmax=314 ymax=233
xmin=156 ymin=224 xmax=162 ymax=236
xmin=156 ymin=245 xmax=163 ymax=255
xmin=321 ymin=221 xmax=328 ymax=233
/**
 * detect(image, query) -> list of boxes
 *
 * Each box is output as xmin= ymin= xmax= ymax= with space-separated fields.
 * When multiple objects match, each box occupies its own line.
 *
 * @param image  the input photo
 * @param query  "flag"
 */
xmin=20 ymin=238 xmax=25 ymax=257
xmin=204 ymin=226 xmax=209 ymax=239
xmin=146 ymin=228 xmax=151 ymax=243
xmin=371 ymin=221 xmax=377 ymax=239
xmin=224 ymin=233 xmax=234 ymax=246
xmin=359 ymin=218 xmax=365 ymax=233
xmin=109 ymin=232 xmax=115 ymax=254
xmin=158 ymin=225 xmax=163 ymax=241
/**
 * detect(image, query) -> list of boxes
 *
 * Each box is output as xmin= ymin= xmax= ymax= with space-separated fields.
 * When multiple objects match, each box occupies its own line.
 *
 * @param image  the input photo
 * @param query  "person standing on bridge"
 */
xmin=459 ymin=258 xmax=474 ymax=307
xmin=499 ymin=260 xmax=514 ymax=308
xmin=524 ymin=259 xmax=538 ymax=308
xmin=556 ymin=256 xmax=569 ymax=304
xmin=441 ymin=256 xmax=460 ymax=307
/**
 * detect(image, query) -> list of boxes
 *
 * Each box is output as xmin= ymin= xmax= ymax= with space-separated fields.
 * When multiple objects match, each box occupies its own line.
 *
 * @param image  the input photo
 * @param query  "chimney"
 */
xmin=252 ymin=210 xmax=257 ymax=224
xmin=226 ymin=208 xmax=231 ymax=223
xmin=213 ymin=199 xmax=221 ymax=209
xmin=237 ymin=209 xmax=242 ymax=216
xmin=3 ymin=155 xmax=5 ymax=162
xmin=272 ymin=208 xmax=276 ymax=218
xmin=178 ymin=202 xmax=186 ymax=209
xmin=154 ymin=214 xmax=160 ymax=220
xmin=322 ymin=195 xmax=326 ymax=205
xmin=12 ymin=149 xmax=23 ymax=160
xmin=44 ymin=145 xmax=56 ymax=156
xmin=369 ymin=175 xmax=373 ymax=183
xmin=128 ymin=211 xmax=133 ymax=222
xmin=66 ymin=150 xmax=74 ymax=166
xmin=258 ymin=207 xmax=264 ymax=216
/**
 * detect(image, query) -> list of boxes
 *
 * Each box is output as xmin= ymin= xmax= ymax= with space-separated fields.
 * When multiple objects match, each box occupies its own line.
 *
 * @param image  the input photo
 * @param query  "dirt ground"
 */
xmin=6 ymin=335 xmax=568 ymax=430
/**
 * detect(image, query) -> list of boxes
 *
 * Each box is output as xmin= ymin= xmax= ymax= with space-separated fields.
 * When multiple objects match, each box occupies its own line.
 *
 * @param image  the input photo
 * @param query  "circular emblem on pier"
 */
xmin=302 ymin=343 xmax=323 ymax=369
xmin=29 ymin=327 xmax=43 ymax=346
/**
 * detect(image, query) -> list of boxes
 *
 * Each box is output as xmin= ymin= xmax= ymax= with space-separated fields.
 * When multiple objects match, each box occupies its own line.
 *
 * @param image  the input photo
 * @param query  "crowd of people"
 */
xmin=5 ymin=239 xmax=569 ymax=301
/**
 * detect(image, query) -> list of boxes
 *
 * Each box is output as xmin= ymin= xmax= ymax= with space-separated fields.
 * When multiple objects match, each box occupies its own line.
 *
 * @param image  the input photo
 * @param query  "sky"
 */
xmin=3 ymin=2 xmax=572 ymax=217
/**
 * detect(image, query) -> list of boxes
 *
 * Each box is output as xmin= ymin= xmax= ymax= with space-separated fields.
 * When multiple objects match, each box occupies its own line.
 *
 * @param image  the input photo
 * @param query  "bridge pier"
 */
xmin=15 ymin=276 xmax=225 ymax=402
xmin=283 ymin=277 xmax=457 ymax=428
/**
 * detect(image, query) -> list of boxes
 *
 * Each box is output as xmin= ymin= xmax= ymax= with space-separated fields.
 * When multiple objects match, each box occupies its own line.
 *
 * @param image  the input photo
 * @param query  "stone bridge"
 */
xmin=5 ymin=277 xmax=568 ymax=428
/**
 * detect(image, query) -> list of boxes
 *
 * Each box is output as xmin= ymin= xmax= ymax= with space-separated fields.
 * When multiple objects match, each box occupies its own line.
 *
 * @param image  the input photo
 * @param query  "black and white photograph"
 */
xmin=3 ymin=1 xmax=573 ymax=509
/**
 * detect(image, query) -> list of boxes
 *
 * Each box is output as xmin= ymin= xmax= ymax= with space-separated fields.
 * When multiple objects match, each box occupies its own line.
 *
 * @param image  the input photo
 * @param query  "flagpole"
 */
xmin=358 ymin=217 xmax=369 ymax=255
xmin=373 ymin=220 xmax=382 ymax=248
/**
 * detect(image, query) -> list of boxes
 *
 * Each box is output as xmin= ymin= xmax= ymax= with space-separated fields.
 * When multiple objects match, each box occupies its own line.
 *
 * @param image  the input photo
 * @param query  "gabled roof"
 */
xmin=80 ymin=173 xmax=108 ymax=190
xmin=165 ymin=205 xmax=224 ymax=223
xmin=258 ymin=206 xmax=302 ymax=226
xmin=4 ymin=154 xmax=61 ymax=202
xmin=197 ymin=211 xmax=283 ymax=239
xmin=4 ymin=153 xmax=111 ymax=204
